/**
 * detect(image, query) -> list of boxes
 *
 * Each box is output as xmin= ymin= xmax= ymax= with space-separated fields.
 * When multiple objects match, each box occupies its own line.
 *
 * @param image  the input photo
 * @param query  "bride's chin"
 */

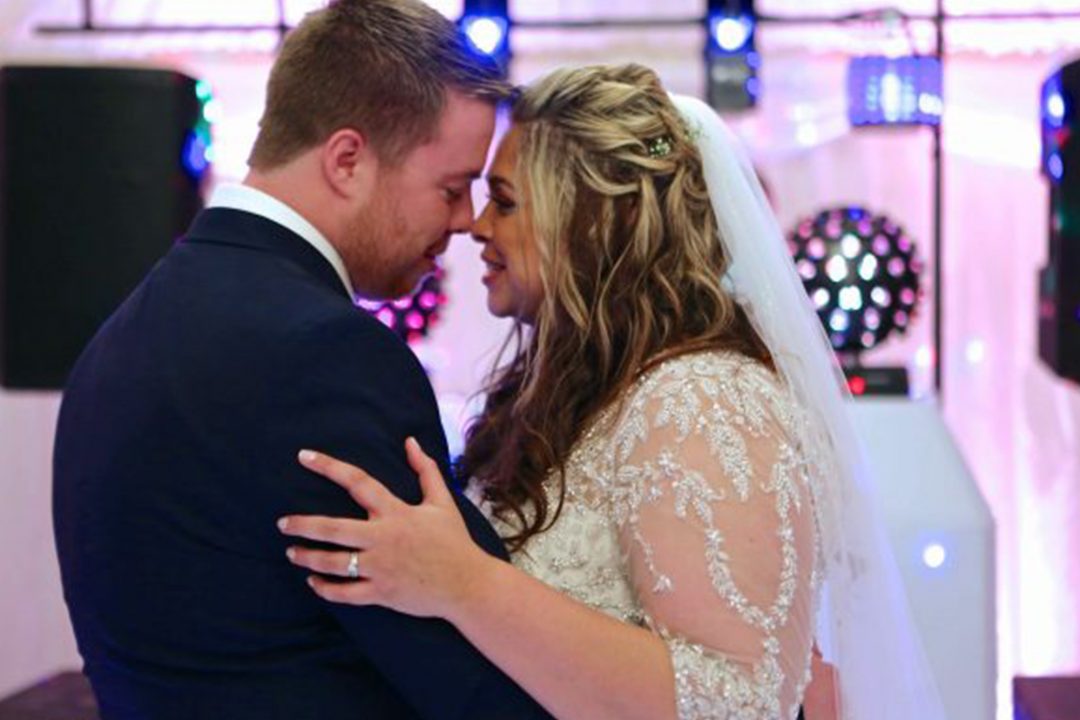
xmin=485 ymin=293 xmax=510 ymax=319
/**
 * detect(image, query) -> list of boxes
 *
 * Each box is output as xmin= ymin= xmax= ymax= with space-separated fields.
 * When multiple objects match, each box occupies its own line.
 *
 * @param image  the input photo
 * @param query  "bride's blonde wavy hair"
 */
xmin=458 ymin=64 xmax=772 ymax=551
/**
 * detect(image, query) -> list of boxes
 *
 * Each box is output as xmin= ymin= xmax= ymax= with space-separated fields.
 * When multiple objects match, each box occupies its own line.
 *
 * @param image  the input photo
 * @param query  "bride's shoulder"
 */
xmin=616 ymin=348 xmax=795 ymax=427
xmin=633 ymin=348 xmax=778 ymax=395
xmin=609 ymin=348 xmax=803 ymax=450
xmin=588 ymin=349 xmax=790 ymax=447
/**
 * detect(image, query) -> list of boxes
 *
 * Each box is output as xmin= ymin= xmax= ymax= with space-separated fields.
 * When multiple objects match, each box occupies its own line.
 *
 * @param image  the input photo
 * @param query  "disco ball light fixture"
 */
xmin=788 ymin=206 xmax=924 ymax=356
xmin=356 ymin=267 xmax=448 ymax=345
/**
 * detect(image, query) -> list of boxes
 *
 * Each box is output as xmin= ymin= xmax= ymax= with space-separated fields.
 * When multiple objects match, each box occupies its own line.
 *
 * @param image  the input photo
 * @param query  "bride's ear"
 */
xmin=320 ymin=127 xmax=377 ymax=200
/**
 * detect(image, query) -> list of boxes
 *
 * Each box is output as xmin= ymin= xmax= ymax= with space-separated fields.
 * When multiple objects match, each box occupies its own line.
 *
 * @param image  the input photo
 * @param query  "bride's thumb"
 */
xmin=405 ymin=437 xmax=452 ymax=505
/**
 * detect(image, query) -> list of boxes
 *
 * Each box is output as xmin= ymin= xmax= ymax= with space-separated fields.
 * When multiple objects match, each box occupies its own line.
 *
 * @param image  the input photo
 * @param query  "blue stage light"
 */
xmin=707 ymin=1 xmax=755 ymax=53
xmin=848 ymin=56 xmax=943 ymax=127
xmin=181 ymin=80 xmax=213 ymax=184
xmin=463 ymin=15 xmax=508 ymax=57
xmin=710 ymin=15 xmax=754 ymax=53
xmin=1046 ymin=92 xmax=1066 ymax=125
xmin=1041 ymin=70 xmax=1072 ymax=184
xmin=705 ymin=2 xmax=758 ymax=110
xmin=460 ymin=0 xmax=510 ymax=65
xmin=1043 ymin=74 xmax=1067 ymax=130
xmin=1049 ymin=153 xmax=1065 ymax=182
xmin=181 ymin=131 xmax=209 ymax=179
xmin=922 ymin=542 xmax=947 ymax=570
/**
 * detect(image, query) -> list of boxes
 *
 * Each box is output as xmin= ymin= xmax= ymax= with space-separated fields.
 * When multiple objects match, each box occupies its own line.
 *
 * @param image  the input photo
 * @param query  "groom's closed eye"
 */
xmin=440 ymin=169 xmax=482 ymax=203
xmin=442 ymin=186 xmax=467 ymax=202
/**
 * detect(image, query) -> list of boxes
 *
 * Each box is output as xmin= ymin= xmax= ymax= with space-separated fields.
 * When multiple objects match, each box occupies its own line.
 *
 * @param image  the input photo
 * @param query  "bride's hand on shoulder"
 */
xmin=277 ymin=437 xmax=497 ymax=620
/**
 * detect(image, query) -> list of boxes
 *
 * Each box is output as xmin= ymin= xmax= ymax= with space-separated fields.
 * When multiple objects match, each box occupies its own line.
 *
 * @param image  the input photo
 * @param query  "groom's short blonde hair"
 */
xmin=249 ymin=0 xmax=511 ymax=169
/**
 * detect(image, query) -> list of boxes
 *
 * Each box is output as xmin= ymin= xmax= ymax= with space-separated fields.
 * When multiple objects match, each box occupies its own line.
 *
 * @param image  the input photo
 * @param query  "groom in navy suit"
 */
xmin=52 ymin=2 xmax=550 ymax=718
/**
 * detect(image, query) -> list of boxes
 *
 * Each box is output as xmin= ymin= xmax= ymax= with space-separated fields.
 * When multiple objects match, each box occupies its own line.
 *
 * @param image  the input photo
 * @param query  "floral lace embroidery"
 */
xmin=668 ymin=635 xmax=783 ymax=719
xmin=478 ymin=351 xmax=822 ymax=720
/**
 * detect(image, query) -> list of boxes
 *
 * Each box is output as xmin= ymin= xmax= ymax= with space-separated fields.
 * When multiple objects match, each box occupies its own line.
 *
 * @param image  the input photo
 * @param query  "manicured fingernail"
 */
xmin=405 ymin=437 xmax=418 ymax=451
xmin=299 ymin=449 xmax=317 ymax=462
xmin=277 ymin=517 xmax=289 ymax=531
xmin=286 ymin=547 xmax=296 ymax=561
xmin=306 ymin=576 xmax=316 ymax=588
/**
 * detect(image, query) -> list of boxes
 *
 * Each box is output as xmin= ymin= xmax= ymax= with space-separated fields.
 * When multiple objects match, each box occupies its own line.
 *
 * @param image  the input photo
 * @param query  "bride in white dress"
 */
xmin=279 ymin=64 xmax=943 ymax=720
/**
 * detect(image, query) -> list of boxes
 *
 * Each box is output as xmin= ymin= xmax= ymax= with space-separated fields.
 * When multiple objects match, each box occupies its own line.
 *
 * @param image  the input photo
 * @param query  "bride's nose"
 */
xmin=470 ymin=202 xmax=494 ymax=245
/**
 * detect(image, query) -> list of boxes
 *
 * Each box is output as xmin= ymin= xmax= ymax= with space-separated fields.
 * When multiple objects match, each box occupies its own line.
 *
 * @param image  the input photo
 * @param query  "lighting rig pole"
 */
xmin=932 ymin=0 xmax=945 ymax=400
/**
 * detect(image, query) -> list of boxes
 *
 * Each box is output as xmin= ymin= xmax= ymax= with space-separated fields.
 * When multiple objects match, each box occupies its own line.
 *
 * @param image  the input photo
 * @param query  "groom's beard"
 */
xmin=342 ymin=187 xmax=417 ymax=301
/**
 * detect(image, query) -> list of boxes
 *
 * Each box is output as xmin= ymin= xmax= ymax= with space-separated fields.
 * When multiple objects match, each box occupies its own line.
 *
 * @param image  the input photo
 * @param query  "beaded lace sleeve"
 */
xmin=606 ymin=354 xmax=820 ymax=720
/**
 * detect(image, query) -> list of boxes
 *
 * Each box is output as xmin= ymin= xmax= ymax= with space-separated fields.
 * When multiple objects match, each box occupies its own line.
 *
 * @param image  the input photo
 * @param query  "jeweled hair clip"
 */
xmin=646 ymin=136 xmax=673 ymax=158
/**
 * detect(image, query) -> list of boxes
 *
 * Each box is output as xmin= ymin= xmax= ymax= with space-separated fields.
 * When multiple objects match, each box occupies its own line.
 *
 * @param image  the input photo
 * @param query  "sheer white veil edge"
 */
xmin=670 ymin=93 xmax=947 ymax=720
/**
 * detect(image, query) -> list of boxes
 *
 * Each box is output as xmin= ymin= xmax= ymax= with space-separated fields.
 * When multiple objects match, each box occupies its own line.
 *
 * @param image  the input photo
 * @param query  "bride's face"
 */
xmin=471 ymin=125 xmax=544 ymax=324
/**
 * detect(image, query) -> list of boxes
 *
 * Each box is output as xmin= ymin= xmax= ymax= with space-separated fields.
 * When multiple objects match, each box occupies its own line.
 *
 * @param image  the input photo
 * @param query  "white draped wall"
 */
xmin=1 ymin=3 xmax=1078 ymax=717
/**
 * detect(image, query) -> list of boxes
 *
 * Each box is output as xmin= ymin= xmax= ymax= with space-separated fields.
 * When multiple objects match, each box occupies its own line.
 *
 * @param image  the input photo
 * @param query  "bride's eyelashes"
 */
xmin=486 ymin=193 xmax=516 ymax=216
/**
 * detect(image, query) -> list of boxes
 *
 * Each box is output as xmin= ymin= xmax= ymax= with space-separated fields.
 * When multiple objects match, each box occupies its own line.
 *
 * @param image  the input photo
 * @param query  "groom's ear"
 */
xmin=320 ymin=127 xmax=377 ymax=200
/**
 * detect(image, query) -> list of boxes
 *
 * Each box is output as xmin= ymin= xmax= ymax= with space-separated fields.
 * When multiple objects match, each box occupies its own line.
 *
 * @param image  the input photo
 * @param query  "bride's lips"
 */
xmin=480 ymin=255 xmax=506 ymax=285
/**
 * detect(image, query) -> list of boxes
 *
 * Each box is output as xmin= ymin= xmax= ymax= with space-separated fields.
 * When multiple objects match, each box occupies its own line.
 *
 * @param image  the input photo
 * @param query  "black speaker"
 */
xmin=0 ymin=65 xmax=207 ymax=390
xmin=1039 ymin=58 xmax=1080 ymax=385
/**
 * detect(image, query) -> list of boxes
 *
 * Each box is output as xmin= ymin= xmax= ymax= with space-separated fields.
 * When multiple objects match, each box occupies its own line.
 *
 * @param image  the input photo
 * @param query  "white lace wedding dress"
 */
xmin=475 ymin=350 xmax=824 ymax=720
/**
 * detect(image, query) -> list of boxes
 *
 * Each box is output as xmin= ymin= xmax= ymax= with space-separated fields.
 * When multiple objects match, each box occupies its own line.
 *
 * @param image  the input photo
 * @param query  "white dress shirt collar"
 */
xmin=207 ymin=183 xmax=355 ymax=298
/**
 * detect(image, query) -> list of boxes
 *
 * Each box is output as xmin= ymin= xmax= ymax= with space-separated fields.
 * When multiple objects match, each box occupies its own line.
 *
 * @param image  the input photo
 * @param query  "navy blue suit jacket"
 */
xmin=53 ymin=208 xmax=551 ymax=720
